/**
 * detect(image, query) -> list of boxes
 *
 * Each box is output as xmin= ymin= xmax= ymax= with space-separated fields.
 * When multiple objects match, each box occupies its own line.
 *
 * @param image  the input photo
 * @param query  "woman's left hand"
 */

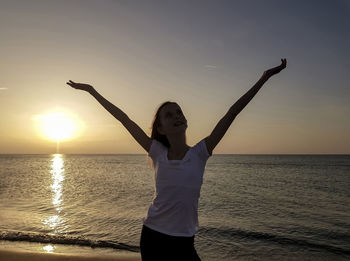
xmin=263 ymin=58 xmax=287 ymax=79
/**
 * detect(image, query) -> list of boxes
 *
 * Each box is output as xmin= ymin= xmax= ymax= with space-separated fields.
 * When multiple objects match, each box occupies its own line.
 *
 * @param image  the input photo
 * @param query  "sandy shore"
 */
xmin=0 ymin=249 xmax=141 ymax=261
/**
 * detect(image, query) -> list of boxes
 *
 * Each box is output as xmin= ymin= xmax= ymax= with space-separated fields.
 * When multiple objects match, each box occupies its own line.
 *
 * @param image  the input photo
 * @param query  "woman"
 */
xmin=67 ymin=58 xmax=287 ymax=260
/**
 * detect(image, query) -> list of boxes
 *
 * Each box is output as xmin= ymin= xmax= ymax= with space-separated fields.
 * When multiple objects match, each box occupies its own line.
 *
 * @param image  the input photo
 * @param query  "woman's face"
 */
xmin=158 ymin=103 xmax=187 ymax=135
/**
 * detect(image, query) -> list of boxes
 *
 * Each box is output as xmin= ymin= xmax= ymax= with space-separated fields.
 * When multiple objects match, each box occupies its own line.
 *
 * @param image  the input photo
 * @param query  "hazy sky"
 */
xmin=1 ymin=0 xmax=349 ymax=154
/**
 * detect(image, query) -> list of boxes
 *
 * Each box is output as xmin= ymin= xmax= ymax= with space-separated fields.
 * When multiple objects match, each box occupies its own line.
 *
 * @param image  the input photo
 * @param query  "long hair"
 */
xmin=150 ymin=101 xmax=176 ymax=148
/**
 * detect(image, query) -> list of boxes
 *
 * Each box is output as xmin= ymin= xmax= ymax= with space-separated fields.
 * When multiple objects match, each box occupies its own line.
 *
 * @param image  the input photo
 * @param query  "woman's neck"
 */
xmin=166 ymin=134 xmax=189 ymax=154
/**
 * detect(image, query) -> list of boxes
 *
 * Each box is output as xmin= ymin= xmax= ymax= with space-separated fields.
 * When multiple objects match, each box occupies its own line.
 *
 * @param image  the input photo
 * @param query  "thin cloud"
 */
xmin=0 ymin=88 xmax=8 ymax=90
xmin=205 ymin=65 xmax=217 ymax=69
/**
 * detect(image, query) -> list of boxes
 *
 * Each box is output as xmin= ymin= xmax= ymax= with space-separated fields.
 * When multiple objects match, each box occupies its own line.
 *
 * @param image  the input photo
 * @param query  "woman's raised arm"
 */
xmin=204 ymin=59 xmax=287 ymax=155
xmin=66 ymin=80 xmax=152 ymax=152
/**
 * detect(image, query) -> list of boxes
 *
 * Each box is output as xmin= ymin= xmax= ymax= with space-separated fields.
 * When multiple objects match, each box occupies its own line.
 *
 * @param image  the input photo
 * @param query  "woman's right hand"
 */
xmin=66 ymin=80 xmax=94 ymax=93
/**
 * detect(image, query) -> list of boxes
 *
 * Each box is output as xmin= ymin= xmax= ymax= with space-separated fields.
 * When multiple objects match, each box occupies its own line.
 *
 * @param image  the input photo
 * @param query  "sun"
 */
xmin=42 ymin=113 xmax=75 ymax=141
xmin=35 ymin=112 xmax=83 ymax=142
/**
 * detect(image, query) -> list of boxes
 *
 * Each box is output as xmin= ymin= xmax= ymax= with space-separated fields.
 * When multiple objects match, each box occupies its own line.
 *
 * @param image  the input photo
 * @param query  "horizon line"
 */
xmin=1 ymin=153 xmax=349 ymax=156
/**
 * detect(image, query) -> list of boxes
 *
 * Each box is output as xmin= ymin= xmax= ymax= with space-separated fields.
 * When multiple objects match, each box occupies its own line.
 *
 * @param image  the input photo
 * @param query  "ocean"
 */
xmin=0 ymin=154 xmax=349 ymax=260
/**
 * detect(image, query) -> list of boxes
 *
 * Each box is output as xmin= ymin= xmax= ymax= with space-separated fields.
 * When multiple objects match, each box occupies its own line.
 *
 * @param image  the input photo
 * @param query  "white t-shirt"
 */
xmin=143 ymin=138 xmax=211 ymax=237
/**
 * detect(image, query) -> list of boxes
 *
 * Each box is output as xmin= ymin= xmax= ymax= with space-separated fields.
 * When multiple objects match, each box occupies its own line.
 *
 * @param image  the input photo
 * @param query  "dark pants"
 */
xmin=140 ymin=225 xmax=201 ymax=261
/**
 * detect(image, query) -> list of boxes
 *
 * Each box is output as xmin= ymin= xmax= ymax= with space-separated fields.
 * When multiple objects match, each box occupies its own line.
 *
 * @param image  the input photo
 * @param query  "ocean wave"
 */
xmin=198 ymin=226 xmax=350 ymax=256
xmin=0 ymin=230 xmax=139 ymax=252
xmin=210 ymin=162 xmax=350 ymax=168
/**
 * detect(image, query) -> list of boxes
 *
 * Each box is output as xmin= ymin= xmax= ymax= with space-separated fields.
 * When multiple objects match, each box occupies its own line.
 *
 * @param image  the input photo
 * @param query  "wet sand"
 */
xmin=0 ymin=249 xmax=141 ymax=261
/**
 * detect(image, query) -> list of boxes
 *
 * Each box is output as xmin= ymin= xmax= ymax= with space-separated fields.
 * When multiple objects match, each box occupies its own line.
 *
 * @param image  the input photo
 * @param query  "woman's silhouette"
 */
xmin=67 ymin=59 xmax=287 ymax=260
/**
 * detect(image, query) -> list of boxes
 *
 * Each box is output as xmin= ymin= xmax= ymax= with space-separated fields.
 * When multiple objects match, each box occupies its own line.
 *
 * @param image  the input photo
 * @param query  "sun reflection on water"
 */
xmin=42 ymin=154 xmax=68 ymax=238
xmin=43 ymin=244 xmax=55 ymax=253
xmin=51 ymin=154 xmax=64 ymax=211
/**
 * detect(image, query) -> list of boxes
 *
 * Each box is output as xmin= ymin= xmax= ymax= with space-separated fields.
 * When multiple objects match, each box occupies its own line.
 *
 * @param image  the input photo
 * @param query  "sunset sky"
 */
xmin=1 ymin=0 xmax=349 ymax=154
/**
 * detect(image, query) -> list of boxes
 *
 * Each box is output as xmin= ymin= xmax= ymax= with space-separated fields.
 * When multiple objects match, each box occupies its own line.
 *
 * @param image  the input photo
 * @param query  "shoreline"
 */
xmin=0 ymin=248 xmax=141 ymax=261
xmin=0 ymin=240 xmax=141 ymax=261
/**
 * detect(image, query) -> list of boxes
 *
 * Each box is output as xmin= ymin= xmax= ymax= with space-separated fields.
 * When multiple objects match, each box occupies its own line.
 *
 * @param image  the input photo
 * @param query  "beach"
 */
xmin=0 ymin=239 xmax=141 ymax=261
xmin=0 ymin=248 xmax=140 ymax=261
